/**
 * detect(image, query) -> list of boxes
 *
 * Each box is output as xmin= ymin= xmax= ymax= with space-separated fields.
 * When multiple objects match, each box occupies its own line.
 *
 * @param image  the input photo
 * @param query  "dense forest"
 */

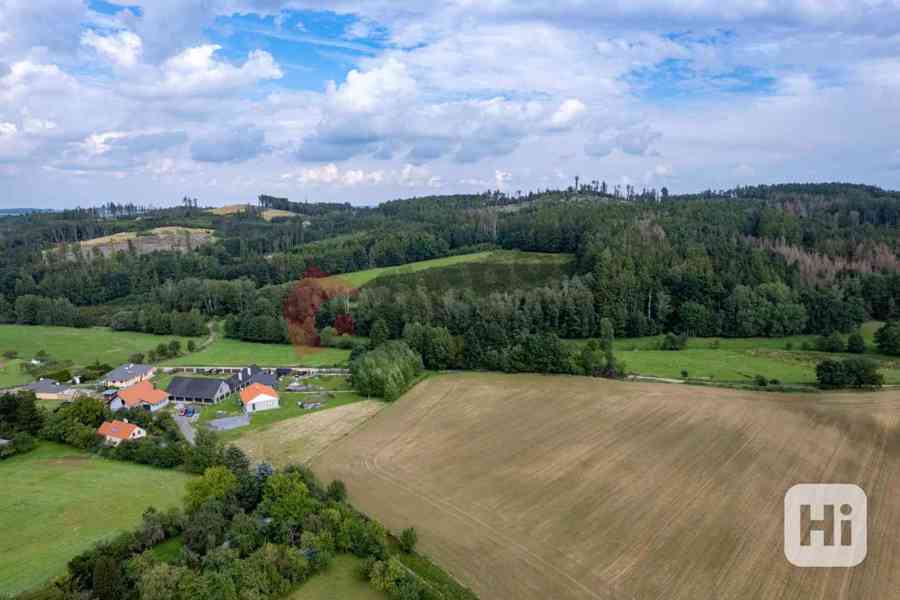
xmin=2 ymin=184 xmax=899 ymax=367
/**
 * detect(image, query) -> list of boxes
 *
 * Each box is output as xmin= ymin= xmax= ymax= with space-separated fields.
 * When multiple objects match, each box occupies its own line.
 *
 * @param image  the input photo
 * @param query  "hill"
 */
xmin=313 ymin=373 xmax=900 ymax=600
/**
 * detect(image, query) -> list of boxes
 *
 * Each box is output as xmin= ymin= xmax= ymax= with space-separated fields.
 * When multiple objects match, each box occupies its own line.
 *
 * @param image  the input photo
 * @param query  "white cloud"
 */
xmin=548 ymin=99 xmax=586 ymax=129
xmin=327 ymin=58 xmax=416 ymax=113
xmin=81 ymin=30 xmax=143 ymax=68
xmin=130 ymin=45 xmax=283 ymax=98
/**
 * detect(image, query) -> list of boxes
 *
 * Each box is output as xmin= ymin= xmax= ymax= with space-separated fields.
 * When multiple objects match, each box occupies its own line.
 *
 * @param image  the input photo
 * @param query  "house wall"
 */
xmin=246 ymin=395 xmax=279 ymax=412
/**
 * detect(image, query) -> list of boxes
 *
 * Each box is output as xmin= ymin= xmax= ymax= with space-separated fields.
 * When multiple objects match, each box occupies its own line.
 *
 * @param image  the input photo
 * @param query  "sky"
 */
xmin=2 ymin=1 xmax=900 ymax=208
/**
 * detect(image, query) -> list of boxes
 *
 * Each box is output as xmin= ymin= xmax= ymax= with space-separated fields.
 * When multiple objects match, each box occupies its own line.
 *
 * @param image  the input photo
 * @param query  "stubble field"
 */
xmin=312 ymin=373 xmax=900 ymax=600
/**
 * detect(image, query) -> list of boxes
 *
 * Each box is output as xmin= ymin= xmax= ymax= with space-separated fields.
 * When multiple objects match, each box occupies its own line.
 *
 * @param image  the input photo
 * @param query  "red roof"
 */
xmin=117 ymin=381 xmax=168 ymax=408
xmin=240 ymin=383 xmax=278 ymax=406
xmin=97 ymin=420 xmax=142 ymax=440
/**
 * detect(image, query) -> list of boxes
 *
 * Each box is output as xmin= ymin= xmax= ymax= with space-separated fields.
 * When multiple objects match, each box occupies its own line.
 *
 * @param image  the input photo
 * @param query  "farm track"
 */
xmin=312 ymin=373 xmax=900 ymax=600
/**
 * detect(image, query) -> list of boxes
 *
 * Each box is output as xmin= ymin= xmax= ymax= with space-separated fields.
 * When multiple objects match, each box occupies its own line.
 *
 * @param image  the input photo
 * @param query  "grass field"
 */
xmin=0 ymin=443 xmax=193 ymax=595
xmin=0 ymin=358 xmax=28 ymax=388
xmin=0 ymin=325 xmax=201 ymax=376
xmin=603 ymin=323 xmax=900 ymax=385
xmin=161 ymin=337 xmax=350 ymax=367
xmin=312 ymin=373 xmax=900 ymax=600
xmin=322 ymin=251 xmax=497 ymax=288
xmin=289 ymin=555 xmax=385 ymax=600
xmin=321 ymin=250 xmax=570 ymax=290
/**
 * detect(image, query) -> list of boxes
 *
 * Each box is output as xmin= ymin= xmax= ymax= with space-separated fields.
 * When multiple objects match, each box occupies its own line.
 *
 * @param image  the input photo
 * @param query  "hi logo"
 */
xmin=784 ymin=484 xmax=867 ymax=567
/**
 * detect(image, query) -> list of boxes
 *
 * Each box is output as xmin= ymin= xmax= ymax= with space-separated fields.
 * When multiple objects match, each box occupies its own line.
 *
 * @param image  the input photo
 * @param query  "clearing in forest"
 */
xmin=312 ymin=373 xmax=900 ymax=600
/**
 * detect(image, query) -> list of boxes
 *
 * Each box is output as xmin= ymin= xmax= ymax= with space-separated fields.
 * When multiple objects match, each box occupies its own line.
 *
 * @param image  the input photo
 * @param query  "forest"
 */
xmin=2 ymin=183 xmax=899 ymax=379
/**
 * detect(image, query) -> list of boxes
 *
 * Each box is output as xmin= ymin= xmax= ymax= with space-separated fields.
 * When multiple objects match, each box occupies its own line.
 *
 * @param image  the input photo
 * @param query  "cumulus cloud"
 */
xmin=190 ymin=126 xmax=268 ymax=163
xmin=126 ymin=45 xmax=282 ymax=99
xmin=548 ymin=99 xmax=586 ymax=129
xmin=327 ymin=58 xmax=416 ymax=113
xmin=5 ymin=0 xmax=900 ymax=205
xmin=81 ymin=30 xmax=143 ymax=68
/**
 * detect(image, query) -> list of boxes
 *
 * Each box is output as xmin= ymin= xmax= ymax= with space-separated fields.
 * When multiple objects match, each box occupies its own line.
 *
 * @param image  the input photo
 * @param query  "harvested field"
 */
xmin=312 ymin=373 xmax=900 ymax=600
xmin=58 ymin=226 xmax=213 ymax=258
xmin=236 ymin=400 xmax=385 ymax=467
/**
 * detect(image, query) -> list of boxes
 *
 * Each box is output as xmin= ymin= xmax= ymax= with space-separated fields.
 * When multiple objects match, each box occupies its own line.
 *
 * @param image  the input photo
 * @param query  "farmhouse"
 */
xmin=101 ymin=363 xmax=156 ymax=388
xmin=167 ymin=376 xmax=230 ymax=404
xmin=97 ymin=420 xmax=146 ymax=446
xmin=241 ymin=383 xmax=280 ymax=413
xmin=20 ymin=378 xmax=81 ymax=401
xmin=116 ymin=381 xmax=169 ymax=412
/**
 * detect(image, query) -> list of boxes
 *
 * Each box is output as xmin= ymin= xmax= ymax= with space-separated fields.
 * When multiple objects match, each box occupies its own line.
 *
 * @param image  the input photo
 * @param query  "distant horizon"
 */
xmin=4 ymin=179 xmax=899 ymax=212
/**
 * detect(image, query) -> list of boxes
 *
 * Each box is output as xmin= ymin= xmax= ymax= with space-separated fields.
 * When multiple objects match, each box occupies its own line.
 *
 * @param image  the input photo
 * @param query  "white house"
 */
xmin=240 ymin=383 xmax=280 ymax=413
xmin=97 ymin=420 xmax=147 ymax=446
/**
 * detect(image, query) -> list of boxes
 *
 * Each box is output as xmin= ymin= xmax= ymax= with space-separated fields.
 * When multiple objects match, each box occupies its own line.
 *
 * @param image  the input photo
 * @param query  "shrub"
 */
xmin=816 ymin=358 xmax=883 ymax=389
xmin=785 ymin=341 xmax=794 ymax=351
xmin=128 ymin=353 xmax=145 ymax=364
xmin=875 ymin=321 xmax=900 ymax=356
xmin=45 ymin=369 xmax=72 ymax=383
xmin=846 ymin=331 xmax=866 ymax=354
xmin=815 ymin=331 xmax=845 ymax=353
xmin=660 ymin=333 xmax=688 ymax=351
xmin=680 ymin=369 xmax=689 ymax=379
xmin=187 ymin=340 xmax=196 ymax=353
xmin=753 ymin=375 xmax=768 ymax=387
xmin=399 ymin=527 xmax=418 ymax=554
xmin=327 ymin=480 xmax=347 ymax=502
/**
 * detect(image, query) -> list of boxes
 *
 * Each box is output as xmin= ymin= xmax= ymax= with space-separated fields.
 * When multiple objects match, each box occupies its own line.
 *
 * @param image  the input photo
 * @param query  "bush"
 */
xmin=128 ymin=353 xmax=145 ymax=364
xmin=875 ymin=321 xmax=900 ymax=356
xmin=815 ymin=331 xmax=845 ymax=353
xmin=680 ymin=369 xmax=689 ymax=379
xmin=846 ymin=331 xmax=867 ymax=354
xmin=45 ymin=369 xmax=72 ymax=383
xmin=816 ymin=358 xmax=884 ymax=389
xmin=753 ymin=375 xmax=768 ymax=387
xmin=660 ymin=333 xmax=688 ymax=351
xmin=399 ymin=527 xmax=418 ymax=554
xmin=187 ymin=340 xmax=196 ymax=353
xmin=785 ymin=341 xmax=794 ymax=351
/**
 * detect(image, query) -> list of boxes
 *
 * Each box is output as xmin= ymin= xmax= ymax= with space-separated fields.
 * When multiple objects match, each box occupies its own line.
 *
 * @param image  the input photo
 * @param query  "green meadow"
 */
xmin=0 ymin=443 xmax=193 ymax=595
xmin=0 ymin=325 xmax=201 ymax=372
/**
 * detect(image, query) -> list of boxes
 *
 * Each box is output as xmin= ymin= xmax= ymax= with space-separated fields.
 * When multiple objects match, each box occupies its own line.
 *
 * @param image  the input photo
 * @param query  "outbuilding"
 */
xmin=240 ymin=383 xmax=280 ymax=413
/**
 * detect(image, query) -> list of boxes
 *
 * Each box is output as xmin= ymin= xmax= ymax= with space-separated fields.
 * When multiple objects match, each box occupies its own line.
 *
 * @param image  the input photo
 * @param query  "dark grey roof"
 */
xmin=167 ymin=376 xmax=227 ymax=400
xmin=102 ymin=363 xmax=154 ymax=382
xmin=249 ymin=371 xmax=278 ymax=388
xmin=23 ymin=379 xmax=67 ymax=394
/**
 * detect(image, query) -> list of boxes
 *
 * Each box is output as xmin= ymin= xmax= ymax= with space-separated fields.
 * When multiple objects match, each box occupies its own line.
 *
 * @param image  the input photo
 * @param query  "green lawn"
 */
xmin=0 ymin=358 xmax=28 ymax=388
xmin=0 ymin=443 xmax=193 ymax=595
xmin=595 ymin=323 xmax=900 ymax=385
xmin=0 ymin=325 xmax=201 ymax=373
xmin=289 ymin=555 xmax=385 ymax=600
xmin=162 ymin=337 xmax=350 ymax=368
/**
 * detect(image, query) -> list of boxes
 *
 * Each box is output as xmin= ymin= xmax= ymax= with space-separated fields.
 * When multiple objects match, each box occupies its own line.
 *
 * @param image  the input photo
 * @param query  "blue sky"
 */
xmin=2 ymin=1 xmax=900 ymax=207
